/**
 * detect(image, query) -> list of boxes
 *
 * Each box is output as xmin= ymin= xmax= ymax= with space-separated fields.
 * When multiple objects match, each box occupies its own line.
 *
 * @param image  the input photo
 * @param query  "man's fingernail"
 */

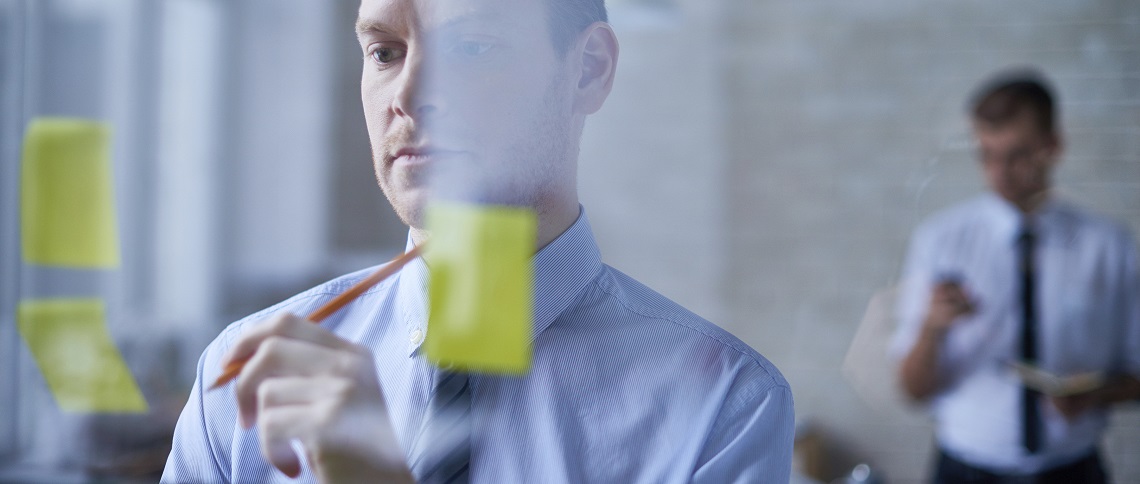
xmin=219 ymin=348 xmax=237 ymax=366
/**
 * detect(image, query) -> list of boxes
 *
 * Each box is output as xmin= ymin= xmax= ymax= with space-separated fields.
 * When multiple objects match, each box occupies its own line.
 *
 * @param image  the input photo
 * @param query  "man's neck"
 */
xmin=408 ymin=198 xmax=580 ymax=253
xmin=534 ymin=198 xmax=580 ymax=251
xmin=1011 ymin=189 xmax=1052 ymax=215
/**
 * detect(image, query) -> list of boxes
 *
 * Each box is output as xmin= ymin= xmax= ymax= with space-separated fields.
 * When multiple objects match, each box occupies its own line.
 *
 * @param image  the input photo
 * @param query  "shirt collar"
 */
xmin=395 ymin=206 xmax=603 ymax=356
xmin=529 ymin=206 xmax=604 ymax=339
xmin=980 ymin=192 xmax=1064 ymax=246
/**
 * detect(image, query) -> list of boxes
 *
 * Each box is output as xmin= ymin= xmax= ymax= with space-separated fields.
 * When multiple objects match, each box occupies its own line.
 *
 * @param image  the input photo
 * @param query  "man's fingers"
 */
xmin=924 ymin=281 xmax=979 ymax=332
xmin=933 ymin=283 xmax=966 ymax=300
xmin=235 ymin=339 xmax=362 ymax=428
xmin=252 ymin=377 xmax=367 ymax=477
xmin=258 ymin=405 xmax=314 ymax=478
xmin=220 ymin=312 xmax=352 ymax=369
xmin=257 ymin=377 xmax=356 ymax=409
xmin=220 ymin=313 xmax=302 ymax=369
xmin=1051 ymin=397 xmax=1076 ymax=419
xmin=933 ymin=283 xmax=974 ymax=312
xmin=1051 ymin=394 xmax=1094 ymax=421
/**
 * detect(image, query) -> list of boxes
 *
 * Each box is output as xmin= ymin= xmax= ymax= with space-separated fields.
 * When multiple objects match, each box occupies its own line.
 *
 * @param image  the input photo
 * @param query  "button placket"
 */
xmin=408 ymin=328 xmax=425 ymax=353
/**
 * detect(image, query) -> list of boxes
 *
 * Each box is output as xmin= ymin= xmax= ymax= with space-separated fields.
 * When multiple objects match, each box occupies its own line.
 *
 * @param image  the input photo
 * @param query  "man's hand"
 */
xmin=1050 ymin=375 xmax=1140 ymax=421
xmin=899 ymin=280 xmax=977 ymax=401
xmin=921 ymin=280 xmax=976 ymax=336
xmin=219 ymin=313 xmax=415 ymax=483
xmin=1049 ymin=392 xmax=1098 ymax=421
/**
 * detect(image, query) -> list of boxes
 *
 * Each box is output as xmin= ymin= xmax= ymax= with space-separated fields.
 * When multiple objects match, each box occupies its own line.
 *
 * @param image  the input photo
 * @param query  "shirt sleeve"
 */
xmin=1118 ymin=232 xmax=1140 ymax=377
xmin=889 ymin=222 xmax=937 ymax=361
xmin=161 ymin=336 xmax=236 ymax=483
xmin=691 ymin=384 xmax=794 ymax=484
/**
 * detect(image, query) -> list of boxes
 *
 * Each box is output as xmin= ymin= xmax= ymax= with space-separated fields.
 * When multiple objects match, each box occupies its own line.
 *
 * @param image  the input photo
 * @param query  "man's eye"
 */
xmin=452 ymin=41 xmax=492 ymax=57
xmin=370 ymin=46 xmax=406 ymax=64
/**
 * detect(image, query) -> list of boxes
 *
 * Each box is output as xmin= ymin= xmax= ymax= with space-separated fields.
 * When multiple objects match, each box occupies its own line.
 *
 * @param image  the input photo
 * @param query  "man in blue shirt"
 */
xmin=163 ymin=0 xmax=794 ymax=482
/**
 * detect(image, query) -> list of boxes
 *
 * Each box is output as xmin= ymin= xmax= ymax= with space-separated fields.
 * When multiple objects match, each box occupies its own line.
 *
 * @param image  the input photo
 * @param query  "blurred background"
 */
xmin=1 ymin=0 xmax=1137 ymax=482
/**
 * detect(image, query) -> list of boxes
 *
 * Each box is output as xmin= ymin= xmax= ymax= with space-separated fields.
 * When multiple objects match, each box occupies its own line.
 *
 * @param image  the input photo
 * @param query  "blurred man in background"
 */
xmin=162 ymin=0 xmax=793 ymax=482
xmin=891 ymin=69 xmax=1140 ymax=483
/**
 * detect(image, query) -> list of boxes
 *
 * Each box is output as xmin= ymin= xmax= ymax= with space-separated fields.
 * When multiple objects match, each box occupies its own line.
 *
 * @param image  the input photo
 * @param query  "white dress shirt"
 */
xmin=890 ymin=193 xmax=1140 ymax=474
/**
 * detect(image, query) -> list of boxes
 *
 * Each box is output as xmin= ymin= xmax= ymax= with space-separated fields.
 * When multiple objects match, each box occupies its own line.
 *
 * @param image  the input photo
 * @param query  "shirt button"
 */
xmin=409 ymin=329 xmax=424 ymax=345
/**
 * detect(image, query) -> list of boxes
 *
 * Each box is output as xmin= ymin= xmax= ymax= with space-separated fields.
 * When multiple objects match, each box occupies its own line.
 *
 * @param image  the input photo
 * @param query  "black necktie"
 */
xmin=410 ymin=370 xmax=472 ymax=483
xmin=1018 ymin=228 xmax=1042 ymax=454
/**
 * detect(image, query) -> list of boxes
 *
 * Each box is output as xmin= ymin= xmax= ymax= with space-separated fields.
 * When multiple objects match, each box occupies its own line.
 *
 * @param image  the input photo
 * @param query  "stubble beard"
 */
xmin=373 ymin=124 xmax=427 ymax=229
xmin=370 ymin=73 xmax=576 ymax=231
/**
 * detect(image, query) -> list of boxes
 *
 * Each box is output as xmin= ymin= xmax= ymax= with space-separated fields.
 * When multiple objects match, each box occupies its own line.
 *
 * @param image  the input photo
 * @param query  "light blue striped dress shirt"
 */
xmin=162 ymin=209 xmax=794 ymax=483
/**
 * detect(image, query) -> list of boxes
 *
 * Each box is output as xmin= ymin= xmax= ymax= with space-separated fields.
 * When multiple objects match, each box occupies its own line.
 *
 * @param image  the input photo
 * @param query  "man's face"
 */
xmin=973 ymin=113 xmax=1060 ymax=211
xmin=356 ymin=0 xmax=578 ymax=228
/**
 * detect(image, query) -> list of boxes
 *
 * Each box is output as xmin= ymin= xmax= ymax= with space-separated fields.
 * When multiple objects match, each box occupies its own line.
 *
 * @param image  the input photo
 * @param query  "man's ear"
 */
xmin=1045 ymin=130 xmax=1064 ymax=166
xmin=572 ymin=22 xmax=619 ymax=115
xmin=1049 ymin=131 xmax=1063 ymax=156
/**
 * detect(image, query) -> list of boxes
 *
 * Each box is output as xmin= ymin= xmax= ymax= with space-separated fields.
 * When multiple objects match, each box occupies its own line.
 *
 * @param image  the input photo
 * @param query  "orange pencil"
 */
xmin=207 ymin=244 xmax=425 ymax=391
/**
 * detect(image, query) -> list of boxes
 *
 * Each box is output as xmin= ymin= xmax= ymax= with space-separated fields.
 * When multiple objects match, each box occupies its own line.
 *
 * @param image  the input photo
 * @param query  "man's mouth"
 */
xmin=393 ymin=148 xmax=430 ymax=166
xmin=391 ymin=146 xmax=461 ymax=166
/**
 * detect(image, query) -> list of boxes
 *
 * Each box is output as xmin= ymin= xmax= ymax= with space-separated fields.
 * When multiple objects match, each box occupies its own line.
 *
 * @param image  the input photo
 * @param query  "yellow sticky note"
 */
xmin=17 ymin=299 xmax=148 ymax=413
xmin=21 ymin=118 xmax=120 ymax=268
xmin=425 ymin=203 xmax=536 ymax=374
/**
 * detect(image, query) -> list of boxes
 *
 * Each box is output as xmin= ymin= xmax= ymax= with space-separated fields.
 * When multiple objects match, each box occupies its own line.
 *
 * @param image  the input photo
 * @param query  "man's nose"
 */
xmin=995 ymin=158 xmax=1021 ymax=182
xmin=392 ymin=53 xmax=444 ymax=120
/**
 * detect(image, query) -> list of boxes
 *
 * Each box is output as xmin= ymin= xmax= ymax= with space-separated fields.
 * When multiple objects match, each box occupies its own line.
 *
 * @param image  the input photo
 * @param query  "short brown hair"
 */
xmin=546 ymin=0 xmax=608 ymax=55
xmin=969 ymin=69 xmax=1057 ymax=135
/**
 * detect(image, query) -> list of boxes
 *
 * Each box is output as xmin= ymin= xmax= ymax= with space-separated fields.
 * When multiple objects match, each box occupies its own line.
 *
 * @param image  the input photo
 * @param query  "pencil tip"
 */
xmin=206 ymin=375 xmax=229 ymax=392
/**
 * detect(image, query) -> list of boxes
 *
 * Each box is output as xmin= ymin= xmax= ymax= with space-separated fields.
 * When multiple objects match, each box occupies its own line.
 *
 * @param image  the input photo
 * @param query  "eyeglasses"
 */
xmin=978 ymin=142 xmax=1052 ymax=168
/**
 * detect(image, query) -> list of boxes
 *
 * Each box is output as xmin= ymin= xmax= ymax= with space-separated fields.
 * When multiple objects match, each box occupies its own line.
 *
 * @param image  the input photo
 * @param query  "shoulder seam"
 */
xmin=218 ymin=281 xmax=392 ymax=348
xmin=590 ymin=271 xmax=788 ymax=388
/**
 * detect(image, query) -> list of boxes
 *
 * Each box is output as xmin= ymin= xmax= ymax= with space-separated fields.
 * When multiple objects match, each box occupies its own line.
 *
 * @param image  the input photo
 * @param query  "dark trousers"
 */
xmin=934 ymin=449 xmax=1107 ymax=484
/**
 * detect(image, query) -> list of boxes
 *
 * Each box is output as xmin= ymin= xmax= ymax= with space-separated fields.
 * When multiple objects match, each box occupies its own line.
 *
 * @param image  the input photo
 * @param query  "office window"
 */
xmin=0 ymin=0 xmax=404 ymax=479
